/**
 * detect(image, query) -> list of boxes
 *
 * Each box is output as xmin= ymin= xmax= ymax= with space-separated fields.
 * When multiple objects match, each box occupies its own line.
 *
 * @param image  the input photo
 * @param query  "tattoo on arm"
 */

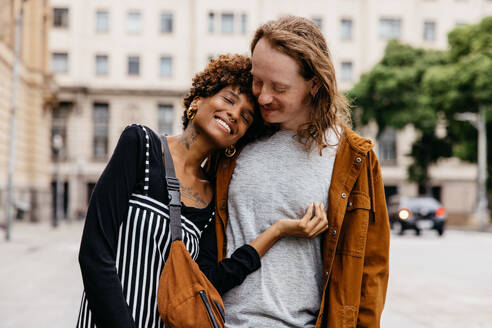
xmin=180 ymin=185 xmax=208 ymax=207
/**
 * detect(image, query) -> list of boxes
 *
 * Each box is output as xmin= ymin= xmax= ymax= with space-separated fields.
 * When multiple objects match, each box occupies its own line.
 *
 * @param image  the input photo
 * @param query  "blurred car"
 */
xmin=388 ymin=195 xmax=446 ymax=236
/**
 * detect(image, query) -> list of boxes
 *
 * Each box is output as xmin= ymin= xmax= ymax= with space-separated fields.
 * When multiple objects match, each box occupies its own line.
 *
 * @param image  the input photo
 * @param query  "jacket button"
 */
xmin=356 ymin=157 xmax=362 ymax=163
xmin=331 ymin=230 xmax=337 ymax=235
xmin=348 ymin=202 xmax=352 ymax=207
xmin=325 ymin=271 xmax=329 ymax=277
xmin=341 ymin=193 xmax=347 ymax=199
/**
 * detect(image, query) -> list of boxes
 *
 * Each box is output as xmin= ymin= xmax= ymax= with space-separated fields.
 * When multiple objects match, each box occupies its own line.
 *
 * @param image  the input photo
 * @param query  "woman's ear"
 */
xmin=309 ymin=77 xmax=321 ymax=97
xmin=192 ymin=97 xmax=201 ymax=108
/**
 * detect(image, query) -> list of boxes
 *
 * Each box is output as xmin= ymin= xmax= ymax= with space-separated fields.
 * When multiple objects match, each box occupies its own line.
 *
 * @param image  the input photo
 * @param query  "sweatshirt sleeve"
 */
xmin=197 ymin=221 xmax=261 ymax=295
xmin=78 ymin=125 xmax=144 ymax=328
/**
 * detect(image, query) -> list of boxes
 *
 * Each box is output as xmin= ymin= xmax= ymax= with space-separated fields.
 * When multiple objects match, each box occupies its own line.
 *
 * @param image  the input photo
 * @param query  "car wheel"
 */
xmin=415 ymin=228 xmax=421 ymax=236
xmin=393 ymin=222 xmax=404 ymax=235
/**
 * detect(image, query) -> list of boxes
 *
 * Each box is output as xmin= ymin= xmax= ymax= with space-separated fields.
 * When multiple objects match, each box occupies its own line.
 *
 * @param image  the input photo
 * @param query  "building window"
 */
xmin=127 ymin=11 xmax=142 ymax=34
xmin=51 ymin=102 xmax=70 ymax=160
xmin=312 ymin=17 xmax=323 ymax=30
xmin=423 ymin=21 xmax=436 ymax=41
xmin=93 ymin=103 xmax=109 ymax=159
xmin=340 ymin=18 xmax=353 ymax=40
xmin=160 ymin=13 xmax=173 ymax=33
xmin=221 ymin=13 xmax=234 ymax=33
xmin=340 ymin=61 xmax=353 ymax=82
xmin=53 ymin=8 xmax=69 ymax=28
xmin=379 ymin=18 xmax=401 ymax=39
xmin=128 ymin=56 xmax=140 ymax=76
xmin=96 ymin=10 xmax=109 ymax=33
xmin=240 ymin=14 xmax=247 ymax=34
xmin=158 ymin=104 xmax=174 ymax=135
xmin=95 ymin=55 xmax=109 ymax=76
xmin=159 ymin=56 xmax=173 ymax=77
xmin=378 ymin=127 xmax=397 ymax=164
xmin=208 ymin=12 xmax=215 ymax=33
xmin=51 ymin=52 xmax=68 ymax=73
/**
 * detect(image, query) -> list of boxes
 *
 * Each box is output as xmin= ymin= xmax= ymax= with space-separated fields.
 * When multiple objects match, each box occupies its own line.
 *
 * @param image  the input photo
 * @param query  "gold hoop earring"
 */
xmin=186 ymin=105 xmax=197 ymax=120
xmin=225 ymin=145 xmax=236 ymax=157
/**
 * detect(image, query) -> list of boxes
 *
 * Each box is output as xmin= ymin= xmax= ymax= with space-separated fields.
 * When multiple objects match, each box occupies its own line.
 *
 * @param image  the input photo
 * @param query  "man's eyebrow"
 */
xmin=225 ymin=90 xmax=240 ymax=100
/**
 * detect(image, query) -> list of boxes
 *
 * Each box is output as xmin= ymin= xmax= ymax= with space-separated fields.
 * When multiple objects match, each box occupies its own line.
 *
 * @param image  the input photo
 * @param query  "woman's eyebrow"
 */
xmin=225 ymin=90 xmax=240 ymax=100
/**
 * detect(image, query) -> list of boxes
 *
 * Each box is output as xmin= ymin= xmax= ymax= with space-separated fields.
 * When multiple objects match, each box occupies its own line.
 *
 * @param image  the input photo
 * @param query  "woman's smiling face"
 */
xmin=192 ymin=85 xmax=255 ymax=149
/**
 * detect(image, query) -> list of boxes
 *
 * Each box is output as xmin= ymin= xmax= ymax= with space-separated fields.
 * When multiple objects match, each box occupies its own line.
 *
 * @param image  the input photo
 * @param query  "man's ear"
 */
xmin=309 ymin=76 xmax=321 ymax=97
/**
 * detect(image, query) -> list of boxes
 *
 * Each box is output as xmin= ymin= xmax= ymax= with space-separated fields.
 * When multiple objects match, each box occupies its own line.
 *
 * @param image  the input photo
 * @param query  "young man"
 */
xmin=213 ymin=16 xmax=390 ymax=327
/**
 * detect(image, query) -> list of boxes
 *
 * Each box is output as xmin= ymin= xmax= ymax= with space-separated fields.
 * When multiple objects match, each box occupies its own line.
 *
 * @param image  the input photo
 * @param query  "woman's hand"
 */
xmin=249 ymin=202 xmax=329 ymax=258
xmin=274 ymin=202 xmax=329 ymax=239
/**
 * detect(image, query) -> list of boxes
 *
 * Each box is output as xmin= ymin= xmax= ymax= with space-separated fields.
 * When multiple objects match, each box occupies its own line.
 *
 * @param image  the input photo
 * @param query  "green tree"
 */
xmin=348 ymin=40 xmax=451 ymax=192
xmin=422 ymin=17 xmax=492 ymax=189
xmin=348 ymin=16 xmax=492 ymax=191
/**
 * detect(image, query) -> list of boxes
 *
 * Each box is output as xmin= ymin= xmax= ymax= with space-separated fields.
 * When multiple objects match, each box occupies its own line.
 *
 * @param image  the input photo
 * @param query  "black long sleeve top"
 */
xmin=77 ymin=125 xmax=260 ymax=328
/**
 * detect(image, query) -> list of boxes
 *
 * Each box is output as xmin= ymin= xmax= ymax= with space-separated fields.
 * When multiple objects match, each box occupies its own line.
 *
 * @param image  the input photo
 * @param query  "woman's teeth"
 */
xmin=215 ymin=118 xmax=231 ymax=133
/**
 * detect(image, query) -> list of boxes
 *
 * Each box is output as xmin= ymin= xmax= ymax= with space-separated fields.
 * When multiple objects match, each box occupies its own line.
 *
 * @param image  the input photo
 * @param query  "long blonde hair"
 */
xmin=251 ymin=16 xmax=351 ymax=154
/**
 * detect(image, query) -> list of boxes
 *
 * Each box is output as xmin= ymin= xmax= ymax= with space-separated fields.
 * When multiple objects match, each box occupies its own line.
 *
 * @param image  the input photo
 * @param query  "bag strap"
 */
xmin=160 ymin=134 xmax=182 ymax=242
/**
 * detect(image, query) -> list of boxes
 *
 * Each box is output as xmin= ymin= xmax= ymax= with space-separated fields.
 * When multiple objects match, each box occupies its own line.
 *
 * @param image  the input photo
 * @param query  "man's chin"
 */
xmin=260 ymin=108 xmax=278 ymax=121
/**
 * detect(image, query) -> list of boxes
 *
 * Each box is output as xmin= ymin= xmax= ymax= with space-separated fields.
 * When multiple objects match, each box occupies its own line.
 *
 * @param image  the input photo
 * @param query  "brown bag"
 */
xmin=157 ymin=135 xmax=225 ymax=328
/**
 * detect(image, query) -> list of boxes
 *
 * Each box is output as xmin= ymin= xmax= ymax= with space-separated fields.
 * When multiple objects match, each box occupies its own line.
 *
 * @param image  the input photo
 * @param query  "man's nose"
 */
xmin=257 ymin=88 xmax=273 ymax=106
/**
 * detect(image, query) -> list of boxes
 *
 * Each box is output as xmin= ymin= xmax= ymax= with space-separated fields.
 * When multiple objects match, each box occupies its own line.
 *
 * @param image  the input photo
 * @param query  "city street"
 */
xmin=1 ymin=221 xmax=492 ymax=327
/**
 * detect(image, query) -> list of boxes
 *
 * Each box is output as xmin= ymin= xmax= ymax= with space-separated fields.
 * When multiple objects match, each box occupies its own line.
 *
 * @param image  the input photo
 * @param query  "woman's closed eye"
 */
xmin=241 ymin=112 xmax=250 ymax=124
xmin=223 ymin=96 xmax=234 ymax=105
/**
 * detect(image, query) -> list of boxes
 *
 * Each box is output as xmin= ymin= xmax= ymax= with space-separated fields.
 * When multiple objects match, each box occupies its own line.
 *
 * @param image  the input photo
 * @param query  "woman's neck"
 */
xmin=167 ymin=123 xmax=214 ymax=178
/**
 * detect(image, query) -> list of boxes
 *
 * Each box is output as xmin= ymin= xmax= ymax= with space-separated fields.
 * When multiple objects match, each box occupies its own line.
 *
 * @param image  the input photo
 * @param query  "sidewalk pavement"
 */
xmin=1 ymin=219 xmax=491 ymax=328
xmin=0 ymin=220 xmax=85 ymax=328
xmin=447 ymin=223 xmax=492 ymax=233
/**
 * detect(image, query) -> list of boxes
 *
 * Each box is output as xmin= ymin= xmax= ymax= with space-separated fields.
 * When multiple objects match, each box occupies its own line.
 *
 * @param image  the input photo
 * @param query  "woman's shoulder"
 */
xmin=121 ymin=124 xmax=161 ymax=145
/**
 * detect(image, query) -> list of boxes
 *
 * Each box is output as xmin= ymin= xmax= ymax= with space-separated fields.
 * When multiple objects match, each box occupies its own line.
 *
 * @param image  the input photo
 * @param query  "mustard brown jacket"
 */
xmin=213 ymin=126 xmax=390 ymax=328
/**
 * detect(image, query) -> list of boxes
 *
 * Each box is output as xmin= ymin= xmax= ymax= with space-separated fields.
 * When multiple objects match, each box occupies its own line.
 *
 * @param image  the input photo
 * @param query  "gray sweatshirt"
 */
xmin=224 ymin=129 xmax=339 ymax=327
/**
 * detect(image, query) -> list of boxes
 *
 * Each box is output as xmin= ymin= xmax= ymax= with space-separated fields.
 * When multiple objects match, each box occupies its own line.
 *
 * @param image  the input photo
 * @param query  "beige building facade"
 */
xmin=0 ymin=0 xmax=53 ymax=225
xmin=48 ymin=0 xmax=492 ymax=223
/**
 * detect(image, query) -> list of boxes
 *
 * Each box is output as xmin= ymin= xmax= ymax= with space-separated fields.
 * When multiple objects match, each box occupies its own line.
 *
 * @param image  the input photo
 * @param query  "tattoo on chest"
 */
xmin=180 ymin=185 xmax=207 ymax=207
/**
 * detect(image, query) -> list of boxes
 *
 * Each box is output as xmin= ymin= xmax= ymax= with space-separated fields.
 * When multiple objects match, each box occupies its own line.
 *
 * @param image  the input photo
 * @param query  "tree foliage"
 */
xmin=348 ymin=16 xmax=492 ymax=190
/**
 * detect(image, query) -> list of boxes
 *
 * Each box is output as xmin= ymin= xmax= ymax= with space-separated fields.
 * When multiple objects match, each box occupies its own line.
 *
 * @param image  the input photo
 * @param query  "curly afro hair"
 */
xmin=182 ymin=54 xmax=265 ymax=148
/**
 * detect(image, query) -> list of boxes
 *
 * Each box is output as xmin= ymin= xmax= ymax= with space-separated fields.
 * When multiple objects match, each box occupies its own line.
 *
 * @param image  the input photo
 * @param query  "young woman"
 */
xmin=77 ymin=54 xmax=328 ymax=328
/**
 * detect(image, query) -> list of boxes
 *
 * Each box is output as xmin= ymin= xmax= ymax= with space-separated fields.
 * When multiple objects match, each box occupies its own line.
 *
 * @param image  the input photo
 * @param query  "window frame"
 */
xmin=127 ymin=55 xmax=141 ymax=76
xmin=159 ymin=56 xmax=173 ymax=78
xmin=53 ymin=8 xmax=69 ymax=28
xmin=127 ymin=10 xmax=142 ymax=34
xmin=51 ymin=52 xmax=69 ymax=74
xmin=379 ymin=17 xmax=402 ymax=40
xmin=160 ymin=12 xmax=174 ymax=34
xmin=95 ymin=10 xmax=109 ymax=33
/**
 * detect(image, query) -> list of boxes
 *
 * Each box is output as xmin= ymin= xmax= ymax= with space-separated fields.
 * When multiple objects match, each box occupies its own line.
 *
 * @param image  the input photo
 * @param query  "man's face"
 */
xmin=251 ymin=38 xmax=314 ymax=131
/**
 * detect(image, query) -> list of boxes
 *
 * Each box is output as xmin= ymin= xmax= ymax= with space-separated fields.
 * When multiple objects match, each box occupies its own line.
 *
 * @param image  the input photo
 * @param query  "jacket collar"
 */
xmin=340 ymin=125 xmax=374 ymax=155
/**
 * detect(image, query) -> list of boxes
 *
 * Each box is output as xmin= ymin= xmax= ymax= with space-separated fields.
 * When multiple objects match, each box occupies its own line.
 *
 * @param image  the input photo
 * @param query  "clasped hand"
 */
xmin=274 ymin=202 xmax=329 ymax=239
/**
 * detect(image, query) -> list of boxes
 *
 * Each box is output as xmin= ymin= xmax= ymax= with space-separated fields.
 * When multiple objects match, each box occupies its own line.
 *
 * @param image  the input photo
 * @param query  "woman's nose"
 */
xmin=226 ymin=112 xmax=237 ymax=123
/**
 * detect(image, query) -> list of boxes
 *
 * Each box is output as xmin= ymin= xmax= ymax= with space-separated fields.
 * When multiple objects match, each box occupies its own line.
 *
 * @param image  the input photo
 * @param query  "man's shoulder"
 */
xmin=340 ymin=125 xmax=375 ymax=155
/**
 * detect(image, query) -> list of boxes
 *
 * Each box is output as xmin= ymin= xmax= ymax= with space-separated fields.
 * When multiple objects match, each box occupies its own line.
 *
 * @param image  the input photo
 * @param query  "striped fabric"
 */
xmin=77 ymin=126 xmax=212 ymax=328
